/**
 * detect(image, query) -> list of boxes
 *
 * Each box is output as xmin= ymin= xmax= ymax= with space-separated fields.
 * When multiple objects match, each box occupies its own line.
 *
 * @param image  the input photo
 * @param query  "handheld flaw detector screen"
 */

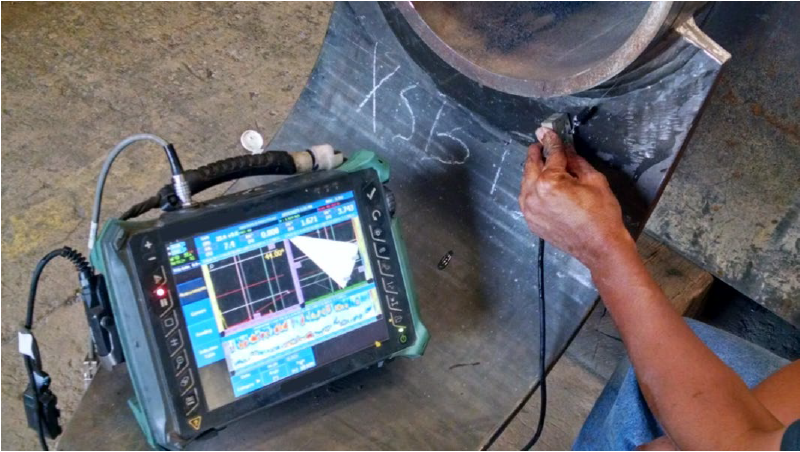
xmin=165 ymin=191 xmax=388 ymax=410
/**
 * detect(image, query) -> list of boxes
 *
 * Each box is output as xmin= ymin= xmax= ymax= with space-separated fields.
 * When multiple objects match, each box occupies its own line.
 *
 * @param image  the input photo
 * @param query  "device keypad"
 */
xmin=364 ymin=181 xmax=412 ymax=345
xmin=136 ymin=238 xmax=205 ymax=420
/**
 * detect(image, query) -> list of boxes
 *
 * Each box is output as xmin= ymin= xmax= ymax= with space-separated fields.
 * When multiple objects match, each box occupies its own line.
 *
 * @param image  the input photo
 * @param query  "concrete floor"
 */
xmin=1 ymin=3 xmax=332 ymax=449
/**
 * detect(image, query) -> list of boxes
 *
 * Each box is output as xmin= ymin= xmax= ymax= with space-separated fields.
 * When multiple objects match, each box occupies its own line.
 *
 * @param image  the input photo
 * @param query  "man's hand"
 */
xmin=524 ymin=128 xmax=790 ymax=450
xmin=518 ymin=127 xmax=634 ymax=269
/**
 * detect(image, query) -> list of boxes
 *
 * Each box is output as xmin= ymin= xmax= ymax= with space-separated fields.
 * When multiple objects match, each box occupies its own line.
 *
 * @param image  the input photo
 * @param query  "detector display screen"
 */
xmin=165 ymin=191 xmax=388 ymax=410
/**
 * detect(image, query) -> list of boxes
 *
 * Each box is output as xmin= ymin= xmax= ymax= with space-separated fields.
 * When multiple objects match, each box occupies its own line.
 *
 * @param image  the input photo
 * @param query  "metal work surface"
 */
xmin=647 ymin=2 xmax=800 ymax=326
xmin=59 ymin=2 xmax=726 ymax=449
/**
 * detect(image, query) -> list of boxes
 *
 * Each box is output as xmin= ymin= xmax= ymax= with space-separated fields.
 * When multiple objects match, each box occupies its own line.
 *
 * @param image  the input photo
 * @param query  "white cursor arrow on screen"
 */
xmin=290 ymin=236 xmax=359 ymax=288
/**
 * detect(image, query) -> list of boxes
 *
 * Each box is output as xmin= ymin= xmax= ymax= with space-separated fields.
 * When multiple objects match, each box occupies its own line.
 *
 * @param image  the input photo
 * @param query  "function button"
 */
xmin=369 ymin=225 xmax=386 ymax=243
xmin=390 ymin=311 xmax=404 ymax=326
xmin=382 ymin=277 xmax=398 ymax=295
xmin=384 ymin=188 xmax=396 ymax=217
xmin=386 ymin=294 xmax=401 ymax=311
xmin=176 ymin=368 xmax=195 ymax=395
xmin=172 ymin=349 xmax=189 ymax=375
xmin=152 ymin=266 xmax=166 ymax=286
xmin=183 ymin=388 xmax=200 ymax=415
xmin=188 ymin=416 xmax=202 ymax=431
xmin=141 ymin=238 xmax=155 ymax=254
xmin=364 ymin=182 xmax=378 ymax=201
xmin=166 ymin=330 xmax=184 ymax=356
xmin=373 ymin=242 xmax=390 ymax=260
xmin=371 ymin=209 xmax=383 ymax=222
xmin=377 ymin=260 xmax=393 ymax=277
xmin=162 ymin=310 xmax=179 ymax=336
xmin=155 ymin=294 xmax=173 ymax=318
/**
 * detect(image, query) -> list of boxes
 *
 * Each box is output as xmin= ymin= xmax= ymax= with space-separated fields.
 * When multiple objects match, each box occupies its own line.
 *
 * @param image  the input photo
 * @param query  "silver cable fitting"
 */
xmin=172 ymin=174 xmax=192 ymax=207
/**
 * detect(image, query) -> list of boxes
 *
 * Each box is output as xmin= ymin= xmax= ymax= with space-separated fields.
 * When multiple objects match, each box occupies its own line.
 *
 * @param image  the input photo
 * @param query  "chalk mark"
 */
xmin=357 ymin=42 xmax=401 ymax=134
xmin=422 ymin=101 xmax=471 ymax=165
xmin=511 ymin=131 xmax=537 ymax=143
xmin=392 ymin=84 xmax=419 ymax=141
xmin=490 ymin=148 xmax=510 ymax=195
xmin=428 ymin=127 xmax=470 ymax=165
xmin=424 ymin=101 xmax=447 ymax=154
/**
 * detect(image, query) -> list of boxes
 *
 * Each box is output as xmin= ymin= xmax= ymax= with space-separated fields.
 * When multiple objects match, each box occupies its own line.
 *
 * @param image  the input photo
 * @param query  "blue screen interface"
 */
xmin=166 ymin=191 xmax=387 ymax=409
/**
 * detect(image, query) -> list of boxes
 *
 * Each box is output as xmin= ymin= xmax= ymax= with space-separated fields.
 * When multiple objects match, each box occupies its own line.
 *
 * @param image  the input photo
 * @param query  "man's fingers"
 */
xmin=536 ymin=127 xmax=567 ymax=171
xmin=566 ymin=150 xmax=597 ymax=178
xmin=523 ymin=143 xmax=544 ymax=182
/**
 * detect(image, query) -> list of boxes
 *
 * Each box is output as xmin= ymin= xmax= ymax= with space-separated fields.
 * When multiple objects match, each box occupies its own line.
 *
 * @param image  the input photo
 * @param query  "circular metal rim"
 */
xmin=393 ymin=1 xmax=675 ymax=98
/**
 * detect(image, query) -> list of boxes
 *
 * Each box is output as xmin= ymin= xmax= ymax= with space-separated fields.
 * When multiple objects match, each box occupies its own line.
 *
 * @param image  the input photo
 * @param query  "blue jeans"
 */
xmin=573 ymin=318 xmax=789 ymax=450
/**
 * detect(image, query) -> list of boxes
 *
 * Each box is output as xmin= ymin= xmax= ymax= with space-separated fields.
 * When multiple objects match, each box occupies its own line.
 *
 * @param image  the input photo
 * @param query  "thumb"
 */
xmin=536 ymin=127 xmax=566 ymax=159
xmin=536 ymin=127 xmax=567 ymax=171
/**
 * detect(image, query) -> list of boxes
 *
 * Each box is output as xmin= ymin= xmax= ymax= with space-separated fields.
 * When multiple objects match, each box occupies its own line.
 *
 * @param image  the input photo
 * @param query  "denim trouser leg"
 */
xmin=572 ymin=318 xmax=789 ymax=451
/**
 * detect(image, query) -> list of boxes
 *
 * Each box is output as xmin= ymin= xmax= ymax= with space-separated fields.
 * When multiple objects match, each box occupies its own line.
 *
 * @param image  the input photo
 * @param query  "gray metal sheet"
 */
xmin=648 ymin=2 xmax=800 ymax=326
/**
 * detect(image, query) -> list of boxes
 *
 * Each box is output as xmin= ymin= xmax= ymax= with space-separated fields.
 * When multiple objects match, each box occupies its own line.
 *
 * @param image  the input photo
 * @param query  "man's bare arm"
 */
xmin=518 ymin=128 xmax=793 ymax=449
xmin=591 ymin=232 xmax=786 ymax=449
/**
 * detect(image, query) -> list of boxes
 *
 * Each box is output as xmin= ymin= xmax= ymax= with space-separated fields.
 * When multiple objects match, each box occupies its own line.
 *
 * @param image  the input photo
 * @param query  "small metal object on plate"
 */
xmin=438 ymin=250 xmax=453 ymax=270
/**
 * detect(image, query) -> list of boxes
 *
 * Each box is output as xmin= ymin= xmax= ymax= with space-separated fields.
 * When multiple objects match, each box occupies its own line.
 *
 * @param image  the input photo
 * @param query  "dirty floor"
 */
xmin=2 ymin=3 xmax=332 ymax=449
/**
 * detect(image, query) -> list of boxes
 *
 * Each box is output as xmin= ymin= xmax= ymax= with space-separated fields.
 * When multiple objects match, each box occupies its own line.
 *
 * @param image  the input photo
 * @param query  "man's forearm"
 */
xmin=589 ymin=235 xmax=785 ymax=449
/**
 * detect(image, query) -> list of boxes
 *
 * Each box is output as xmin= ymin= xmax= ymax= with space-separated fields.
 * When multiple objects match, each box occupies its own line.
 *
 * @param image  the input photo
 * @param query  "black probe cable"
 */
xmin=481 ymin=237 xmax=547 ymax=450
xmin=118 ymin=151 xmax=301 ymax=220
xmin=22 ymin=247 xmax=93 ymax=451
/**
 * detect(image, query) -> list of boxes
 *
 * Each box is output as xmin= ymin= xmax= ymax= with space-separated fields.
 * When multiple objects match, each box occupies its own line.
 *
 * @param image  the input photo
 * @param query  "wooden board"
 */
xmin=637 ymin=233 xmax=714 ymax=317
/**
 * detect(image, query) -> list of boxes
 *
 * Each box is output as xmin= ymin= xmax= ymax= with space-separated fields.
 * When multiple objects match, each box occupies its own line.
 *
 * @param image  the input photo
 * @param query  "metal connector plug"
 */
xmin=172 ymin=173 xmax=192 ymax=207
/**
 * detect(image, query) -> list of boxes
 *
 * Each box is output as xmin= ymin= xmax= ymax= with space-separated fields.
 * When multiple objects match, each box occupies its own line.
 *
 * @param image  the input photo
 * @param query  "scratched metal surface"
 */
xmin=647 ymin=2 xmax=800 ymax=326
xmin=59 ymin=2 xmax=726 ymax=450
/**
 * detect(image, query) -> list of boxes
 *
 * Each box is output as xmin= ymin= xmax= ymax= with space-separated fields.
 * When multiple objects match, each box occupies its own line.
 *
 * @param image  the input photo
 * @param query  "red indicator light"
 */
xmin=155 ymin=287 xmax=166 ymax=297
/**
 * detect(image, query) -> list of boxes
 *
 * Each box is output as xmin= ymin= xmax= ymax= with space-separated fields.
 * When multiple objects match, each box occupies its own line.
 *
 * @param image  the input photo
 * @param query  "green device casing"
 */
xmin=90 ymin=150 xmax=429 ymax=449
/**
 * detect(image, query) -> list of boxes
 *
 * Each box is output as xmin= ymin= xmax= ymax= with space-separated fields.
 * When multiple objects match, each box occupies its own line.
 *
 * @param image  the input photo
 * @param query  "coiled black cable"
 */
xmin=120 ymin=151 xmax=298 ymax=220
xmin=26 ymin=247 xmax=92 ymax=329
xmin=24 ymin=247 xmax=93 ymax=451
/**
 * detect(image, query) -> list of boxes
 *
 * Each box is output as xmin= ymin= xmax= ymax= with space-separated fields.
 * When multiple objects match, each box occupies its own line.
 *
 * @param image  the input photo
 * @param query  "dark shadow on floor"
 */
xmin=697 ymin=280 xmax=800 ymax=361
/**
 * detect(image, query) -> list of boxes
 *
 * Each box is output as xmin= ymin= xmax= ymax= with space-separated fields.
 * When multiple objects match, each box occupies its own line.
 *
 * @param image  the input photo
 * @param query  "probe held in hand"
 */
xmin=488 ymin=109 xmax=594 ymax=450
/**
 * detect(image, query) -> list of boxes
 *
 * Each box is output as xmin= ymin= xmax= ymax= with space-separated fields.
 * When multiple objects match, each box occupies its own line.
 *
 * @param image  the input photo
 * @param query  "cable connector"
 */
xmin=308 ymin=144 xmax=344 ymax=171
xmin=172 ymin=173 xmax=192 ymax=207
xmin=23 ymin=372 xmax=61 ymax=440
xmin=80 ymin=273 xmax=124 ymax=370
xmin=20 ymin=329 xmax=62 ymax=444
